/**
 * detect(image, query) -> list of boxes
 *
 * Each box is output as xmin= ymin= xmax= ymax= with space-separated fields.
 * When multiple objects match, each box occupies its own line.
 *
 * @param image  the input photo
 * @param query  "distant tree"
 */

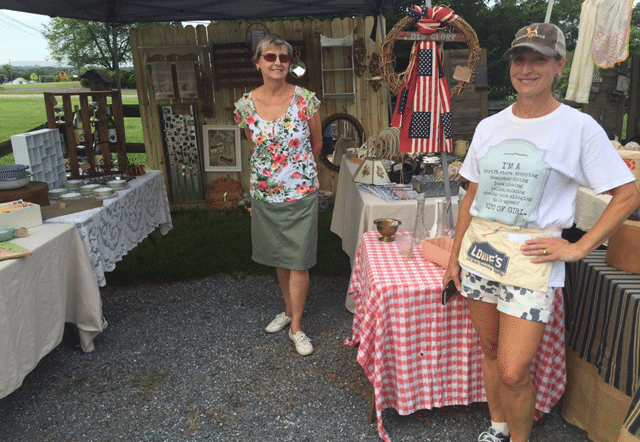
xmin=470 ymin=0 xmax=581 ymax=99
xmin=631 ymin=2 xmax=640 ymax=55
xmin=43 ymin=19 xmax=175 ymax=71
xmin=30 ymin=73 xmax=38 ymax=81
xmin=2 ymin=64 xmax=12 ymax=82
xmin=380 ymin=1 xmax=582 ymax=100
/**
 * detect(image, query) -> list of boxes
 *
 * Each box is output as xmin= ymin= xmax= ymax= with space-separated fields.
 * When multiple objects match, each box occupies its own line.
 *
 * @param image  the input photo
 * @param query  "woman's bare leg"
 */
xmin=496 ymin=313 xmax=546 ymax=442
xmin=467 ymin=298 xmax=504 ymax=422
xmin=276 ymin=267 xmax=308 ymax=334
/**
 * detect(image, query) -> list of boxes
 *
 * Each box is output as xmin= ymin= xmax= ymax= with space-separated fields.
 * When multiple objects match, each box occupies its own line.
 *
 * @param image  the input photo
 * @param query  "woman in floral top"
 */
xmin=234 ymin=34 xmax=322 ymax=356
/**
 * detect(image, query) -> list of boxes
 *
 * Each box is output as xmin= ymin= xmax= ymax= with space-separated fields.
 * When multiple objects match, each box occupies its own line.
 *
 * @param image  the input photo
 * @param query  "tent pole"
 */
xmin=379 ymin=13 xmax=395 ymax=122
xmin=544 ymin=0 xmax=555 ymax=22
xmin=112 ymin=23 xmax=122 ymax=93
xmin=440 ymin=151 xmax=454 ymax=230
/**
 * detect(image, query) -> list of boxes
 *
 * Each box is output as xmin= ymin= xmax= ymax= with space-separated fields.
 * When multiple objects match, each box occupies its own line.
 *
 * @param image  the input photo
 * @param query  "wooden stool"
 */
xmin=0 ymin=181 xmax=50 ymax=206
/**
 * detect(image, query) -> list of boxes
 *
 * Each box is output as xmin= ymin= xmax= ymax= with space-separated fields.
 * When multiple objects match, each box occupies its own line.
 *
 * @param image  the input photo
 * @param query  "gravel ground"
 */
xmin=0 ymin=274 xmax=590 ymax=442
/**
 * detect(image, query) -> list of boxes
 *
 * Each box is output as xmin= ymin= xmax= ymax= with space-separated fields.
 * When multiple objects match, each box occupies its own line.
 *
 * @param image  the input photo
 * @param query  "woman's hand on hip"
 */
xmin=521 ymin=237 xmax=585 ymax=263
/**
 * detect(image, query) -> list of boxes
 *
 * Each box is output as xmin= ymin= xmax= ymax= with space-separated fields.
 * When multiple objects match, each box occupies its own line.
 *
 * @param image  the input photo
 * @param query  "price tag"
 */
xmin=453 ymin=66 xmax=473 ymax=83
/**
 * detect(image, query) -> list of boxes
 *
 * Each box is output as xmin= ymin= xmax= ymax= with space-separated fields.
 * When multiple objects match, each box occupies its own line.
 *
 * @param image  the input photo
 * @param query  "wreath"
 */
xmin=379 ymin=8 xmax=480 ymax=100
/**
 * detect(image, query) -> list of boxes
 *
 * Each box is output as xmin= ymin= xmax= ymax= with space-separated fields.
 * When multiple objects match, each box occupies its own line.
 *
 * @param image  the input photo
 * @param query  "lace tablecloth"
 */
xmin=44 ymin=170 xmax=173 ymax=286
xmin=345 ymin=231 xmax=567 ymax=442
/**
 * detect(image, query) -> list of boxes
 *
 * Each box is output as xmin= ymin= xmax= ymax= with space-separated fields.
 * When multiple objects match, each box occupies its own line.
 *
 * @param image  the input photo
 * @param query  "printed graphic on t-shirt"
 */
xmin=475 ymin=140 xmax=550 ymax=226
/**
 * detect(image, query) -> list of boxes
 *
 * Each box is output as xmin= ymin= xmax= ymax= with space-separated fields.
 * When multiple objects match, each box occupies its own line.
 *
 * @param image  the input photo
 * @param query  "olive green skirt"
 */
xmin=251 ymin=193 xmax=318 ymax=270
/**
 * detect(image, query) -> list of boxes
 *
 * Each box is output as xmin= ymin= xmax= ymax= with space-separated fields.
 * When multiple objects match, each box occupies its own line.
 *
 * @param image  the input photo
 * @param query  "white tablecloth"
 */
xmin=330 ymin=155 xmax=461 ymax=266
xmin=0 ymin=223 xmax=107 ymax=399
xmin=44 ymin=170 xmax=173 ymax=286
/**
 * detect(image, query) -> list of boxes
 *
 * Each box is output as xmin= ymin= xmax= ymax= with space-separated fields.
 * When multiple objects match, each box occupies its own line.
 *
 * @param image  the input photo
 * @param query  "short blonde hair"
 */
xmin=252 ymin=34 xmax=293 ymax=65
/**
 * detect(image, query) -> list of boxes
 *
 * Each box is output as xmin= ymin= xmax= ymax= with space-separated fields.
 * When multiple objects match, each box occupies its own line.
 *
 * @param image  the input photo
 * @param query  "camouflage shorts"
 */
xmin=459 ymin=269 xmax=555 ymax=323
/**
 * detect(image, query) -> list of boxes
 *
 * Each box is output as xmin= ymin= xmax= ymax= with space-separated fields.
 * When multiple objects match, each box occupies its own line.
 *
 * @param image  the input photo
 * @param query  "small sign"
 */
xmin=397 ymin=32 xmax=466 ymax=42
xmin=453 ymin=65 xmax=473 ymax=83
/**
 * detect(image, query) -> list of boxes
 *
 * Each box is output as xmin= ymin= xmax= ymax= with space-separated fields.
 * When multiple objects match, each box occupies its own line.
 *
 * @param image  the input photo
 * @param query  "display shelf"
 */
xmin=43 ymin=90 xmax=126 ymax=179
xmin=11 ymin=129 xmax=66 ymax=190
xmin=320 ymin=34 xmax=356 ymax=100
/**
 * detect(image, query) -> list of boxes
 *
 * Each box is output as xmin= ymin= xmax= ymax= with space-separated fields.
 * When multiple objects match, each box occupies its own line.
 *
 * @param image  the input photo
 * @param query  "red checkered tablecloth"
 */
xmin=344 ymin=231 xmax=566 ymax=442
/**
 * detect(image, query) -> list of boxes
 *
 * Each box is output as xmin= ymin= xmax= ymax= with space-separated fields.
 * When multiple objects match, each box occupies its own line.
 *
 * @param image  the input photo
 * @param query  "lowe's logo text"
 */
xmin=467 ymin=242 xmax=510 ymax=274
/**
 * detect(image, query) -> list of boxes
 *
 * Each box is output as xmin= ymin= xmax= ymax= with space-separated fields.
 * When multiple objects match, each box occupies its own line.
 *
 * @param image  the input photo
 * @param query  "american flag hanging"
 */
xmin=391 ymin=6 xmax=455 ymax=154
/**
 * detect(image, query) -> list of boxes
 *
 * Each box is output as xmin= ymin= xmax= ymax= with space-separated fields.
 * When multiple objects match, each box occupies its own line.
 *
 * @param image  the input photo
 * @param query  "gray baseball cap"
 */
xmin=503 ymin=23 xmax=566 ymax=59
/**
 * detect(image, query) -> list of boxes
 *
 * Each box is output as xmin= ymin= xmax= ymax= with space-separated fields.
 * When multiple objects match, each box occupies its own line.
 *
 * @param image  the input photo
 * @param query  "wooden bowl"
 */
xmin=374 ymin=218 xmax=401 ymax=242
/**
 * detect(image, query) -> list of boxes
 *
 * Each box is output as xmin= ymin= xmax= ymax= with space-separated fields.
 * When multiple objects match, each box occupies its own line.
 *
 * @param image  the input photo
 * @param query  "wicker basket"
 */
xmin=421 ymin=236 xmax=454 ymax=269
xmin=206 ymin=178 xmax=244 ymax=210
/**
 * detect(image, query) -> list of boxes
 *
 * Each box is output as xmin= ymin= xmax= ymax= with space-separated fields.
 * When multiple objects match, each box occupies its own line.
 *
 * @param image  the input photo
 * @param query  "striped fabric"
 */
xmin=390 ymin=7 xmax=454 ymax=154
xmin=625 ymin=386 xmax=640 ymax=437
xmin=565 ymin=249 xmax=640 ymax=439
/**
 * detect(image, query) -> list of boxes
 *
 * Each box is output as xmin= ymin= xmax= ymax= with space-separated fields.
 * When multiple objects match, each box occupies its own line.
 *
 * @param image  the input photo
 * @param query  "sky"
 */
xmin=0 ymin=10 xmax=208 ymax=67
xmin=1 ymin=3 xmax=639 ymax=67
xmin=0 ymin=10 xmax=52 ymax=66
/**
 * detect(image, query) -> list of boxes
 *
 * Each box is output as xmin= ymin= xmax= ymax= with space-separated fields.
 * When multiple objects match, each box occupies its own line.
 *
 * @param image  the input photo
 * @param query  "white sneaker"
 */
xmin=289 ymin=329 xmax=314 ymax=356
xmin=265 ymin=312 xmax=291 ymax=333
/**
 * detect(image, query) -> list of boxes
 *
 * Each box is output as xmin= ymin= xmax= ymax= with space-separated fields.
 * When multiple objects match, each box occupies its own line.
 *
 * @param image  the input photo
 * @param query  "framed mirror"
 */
xmin=320 ymin=113 xmax=364 ymax=171
xmin=289 ymin=51 xmax=306 ymax=78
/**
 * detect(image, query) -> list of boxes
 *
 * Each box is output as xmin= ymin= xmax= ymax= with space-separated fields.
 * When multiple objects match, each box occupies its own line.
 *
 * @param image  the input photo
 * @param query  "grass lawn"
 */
xmin=0 ymin=81 xmax=83 ymax=91
xmin=105 ymin=205 xmax=351 ymax=286
xmin=0 ymin=96 xmax=49 ymax=144
xmin=1 ymin=87 xmax=145 ymax=165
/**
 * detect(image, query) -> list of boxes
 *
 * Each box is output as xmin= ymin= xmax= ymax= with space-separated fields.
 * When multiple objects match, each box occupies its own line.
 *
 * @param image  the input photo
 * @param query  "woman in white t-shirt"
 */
xmin=443 ymin=23 xmax=640 ymax=442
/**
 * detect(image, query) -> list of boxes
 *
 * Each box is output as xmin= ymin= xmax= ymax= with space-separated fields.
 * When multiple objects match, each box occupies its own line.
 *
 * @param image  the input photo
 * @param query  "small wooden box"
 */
xmin=41 ymin=197 xmax=103 ymax=220
xmin=605 ymin=220 xmax=640 ymax=274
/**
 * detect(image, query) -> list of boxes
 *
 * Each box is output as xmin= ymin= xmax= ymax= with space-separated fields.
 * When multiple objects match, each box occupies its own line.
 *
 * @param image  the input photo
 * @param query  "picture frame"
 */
xmin=202 ymin=125 xmax=242 ymax=172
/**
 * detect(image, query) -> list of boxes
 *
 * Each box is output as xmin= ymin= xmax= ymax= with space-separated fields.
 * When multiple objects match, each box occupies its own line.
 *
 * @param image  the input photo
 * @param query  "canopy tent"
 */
xmin=0 ymin=0 xmax=417 ymax=92
xmin=0 ymin=0 xmax=417 ymax=23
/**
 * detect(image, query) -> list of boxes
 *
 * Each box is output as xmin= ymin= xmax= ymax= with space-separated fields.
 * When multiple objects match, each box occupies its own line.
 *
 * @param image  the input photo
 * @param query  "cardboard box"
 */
xmin=618 ymin=150 xmax=640 ymax=191
xmin=41 ymin=197 xmax=103 ymax=220
xmin=605 ymin=220 xmax=640 ymax=275
xmin=0 ymin=202 xmax=43 ymax=228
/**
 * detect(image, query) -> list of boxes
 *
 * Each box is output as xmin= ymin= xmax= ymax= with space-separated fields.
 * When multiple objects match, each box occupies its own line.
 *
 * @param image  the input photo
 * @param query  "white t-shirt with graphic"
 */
xmin=460 ymin=103 xmax=634 ymax=287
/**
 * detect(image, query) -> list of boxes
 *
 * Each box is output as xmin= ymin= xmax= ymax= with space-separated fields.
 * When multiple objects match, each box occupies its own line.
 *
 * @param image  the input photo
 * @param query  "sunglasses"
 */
xmin=262 ymin=53 xmax=291 ymax=63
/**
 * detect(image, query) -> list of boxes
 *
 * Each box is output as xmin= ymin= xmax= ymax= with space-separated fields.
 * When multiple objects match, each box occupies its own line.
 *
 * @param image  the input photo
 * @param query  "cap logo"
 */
xmin=527 ymin=26 xmax=538 ymax=39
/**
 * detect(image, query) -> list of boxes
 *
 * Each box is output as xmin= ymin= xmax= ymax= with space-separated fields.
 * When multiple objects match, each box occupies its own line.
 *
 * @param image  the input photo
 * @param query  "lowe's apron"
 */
xmin=458 ymin=218 xmax=560 ymax=292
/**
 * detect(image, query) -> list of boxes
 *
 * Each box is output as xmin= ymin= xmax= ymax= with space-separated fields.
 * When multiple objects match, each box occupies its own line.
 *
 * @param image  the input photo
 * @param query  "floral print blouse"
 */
xmin=234 ymin=86 xmax=320 ymax=203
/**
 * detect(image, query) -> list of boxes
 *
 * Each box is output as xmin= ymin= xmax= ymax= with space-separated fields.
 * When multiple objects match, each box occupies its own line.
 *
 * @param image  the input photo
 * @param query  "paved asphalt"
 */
xmin=0 ymin=274 xmax=591 ymax=442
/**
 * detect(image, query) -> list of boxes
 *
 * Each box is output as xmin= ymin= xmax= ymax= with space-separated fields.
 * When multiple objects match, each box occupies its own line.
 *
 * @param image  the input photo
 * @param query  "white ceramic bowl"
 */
xmin=48 ymin=188 xmax=67 ymax=200
xmin=60 ymin=192 xmax=81 ymax=200
xmin=107 ymin=178 xmax=127 ymax=189
xmin=95 ymin=193 xmax=117 ymax=200
xmin=0 ymin=174 xmax=31 ymax=191
xmin=93 ymin=187 xmax=114 ymax=197
xmin=65 ymin=180 xmax=83 ymax=190
xmin=0 ymin=164 xmax=29 ymax=181
xmin=80 ymin=184 xmax=100 ymax=195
